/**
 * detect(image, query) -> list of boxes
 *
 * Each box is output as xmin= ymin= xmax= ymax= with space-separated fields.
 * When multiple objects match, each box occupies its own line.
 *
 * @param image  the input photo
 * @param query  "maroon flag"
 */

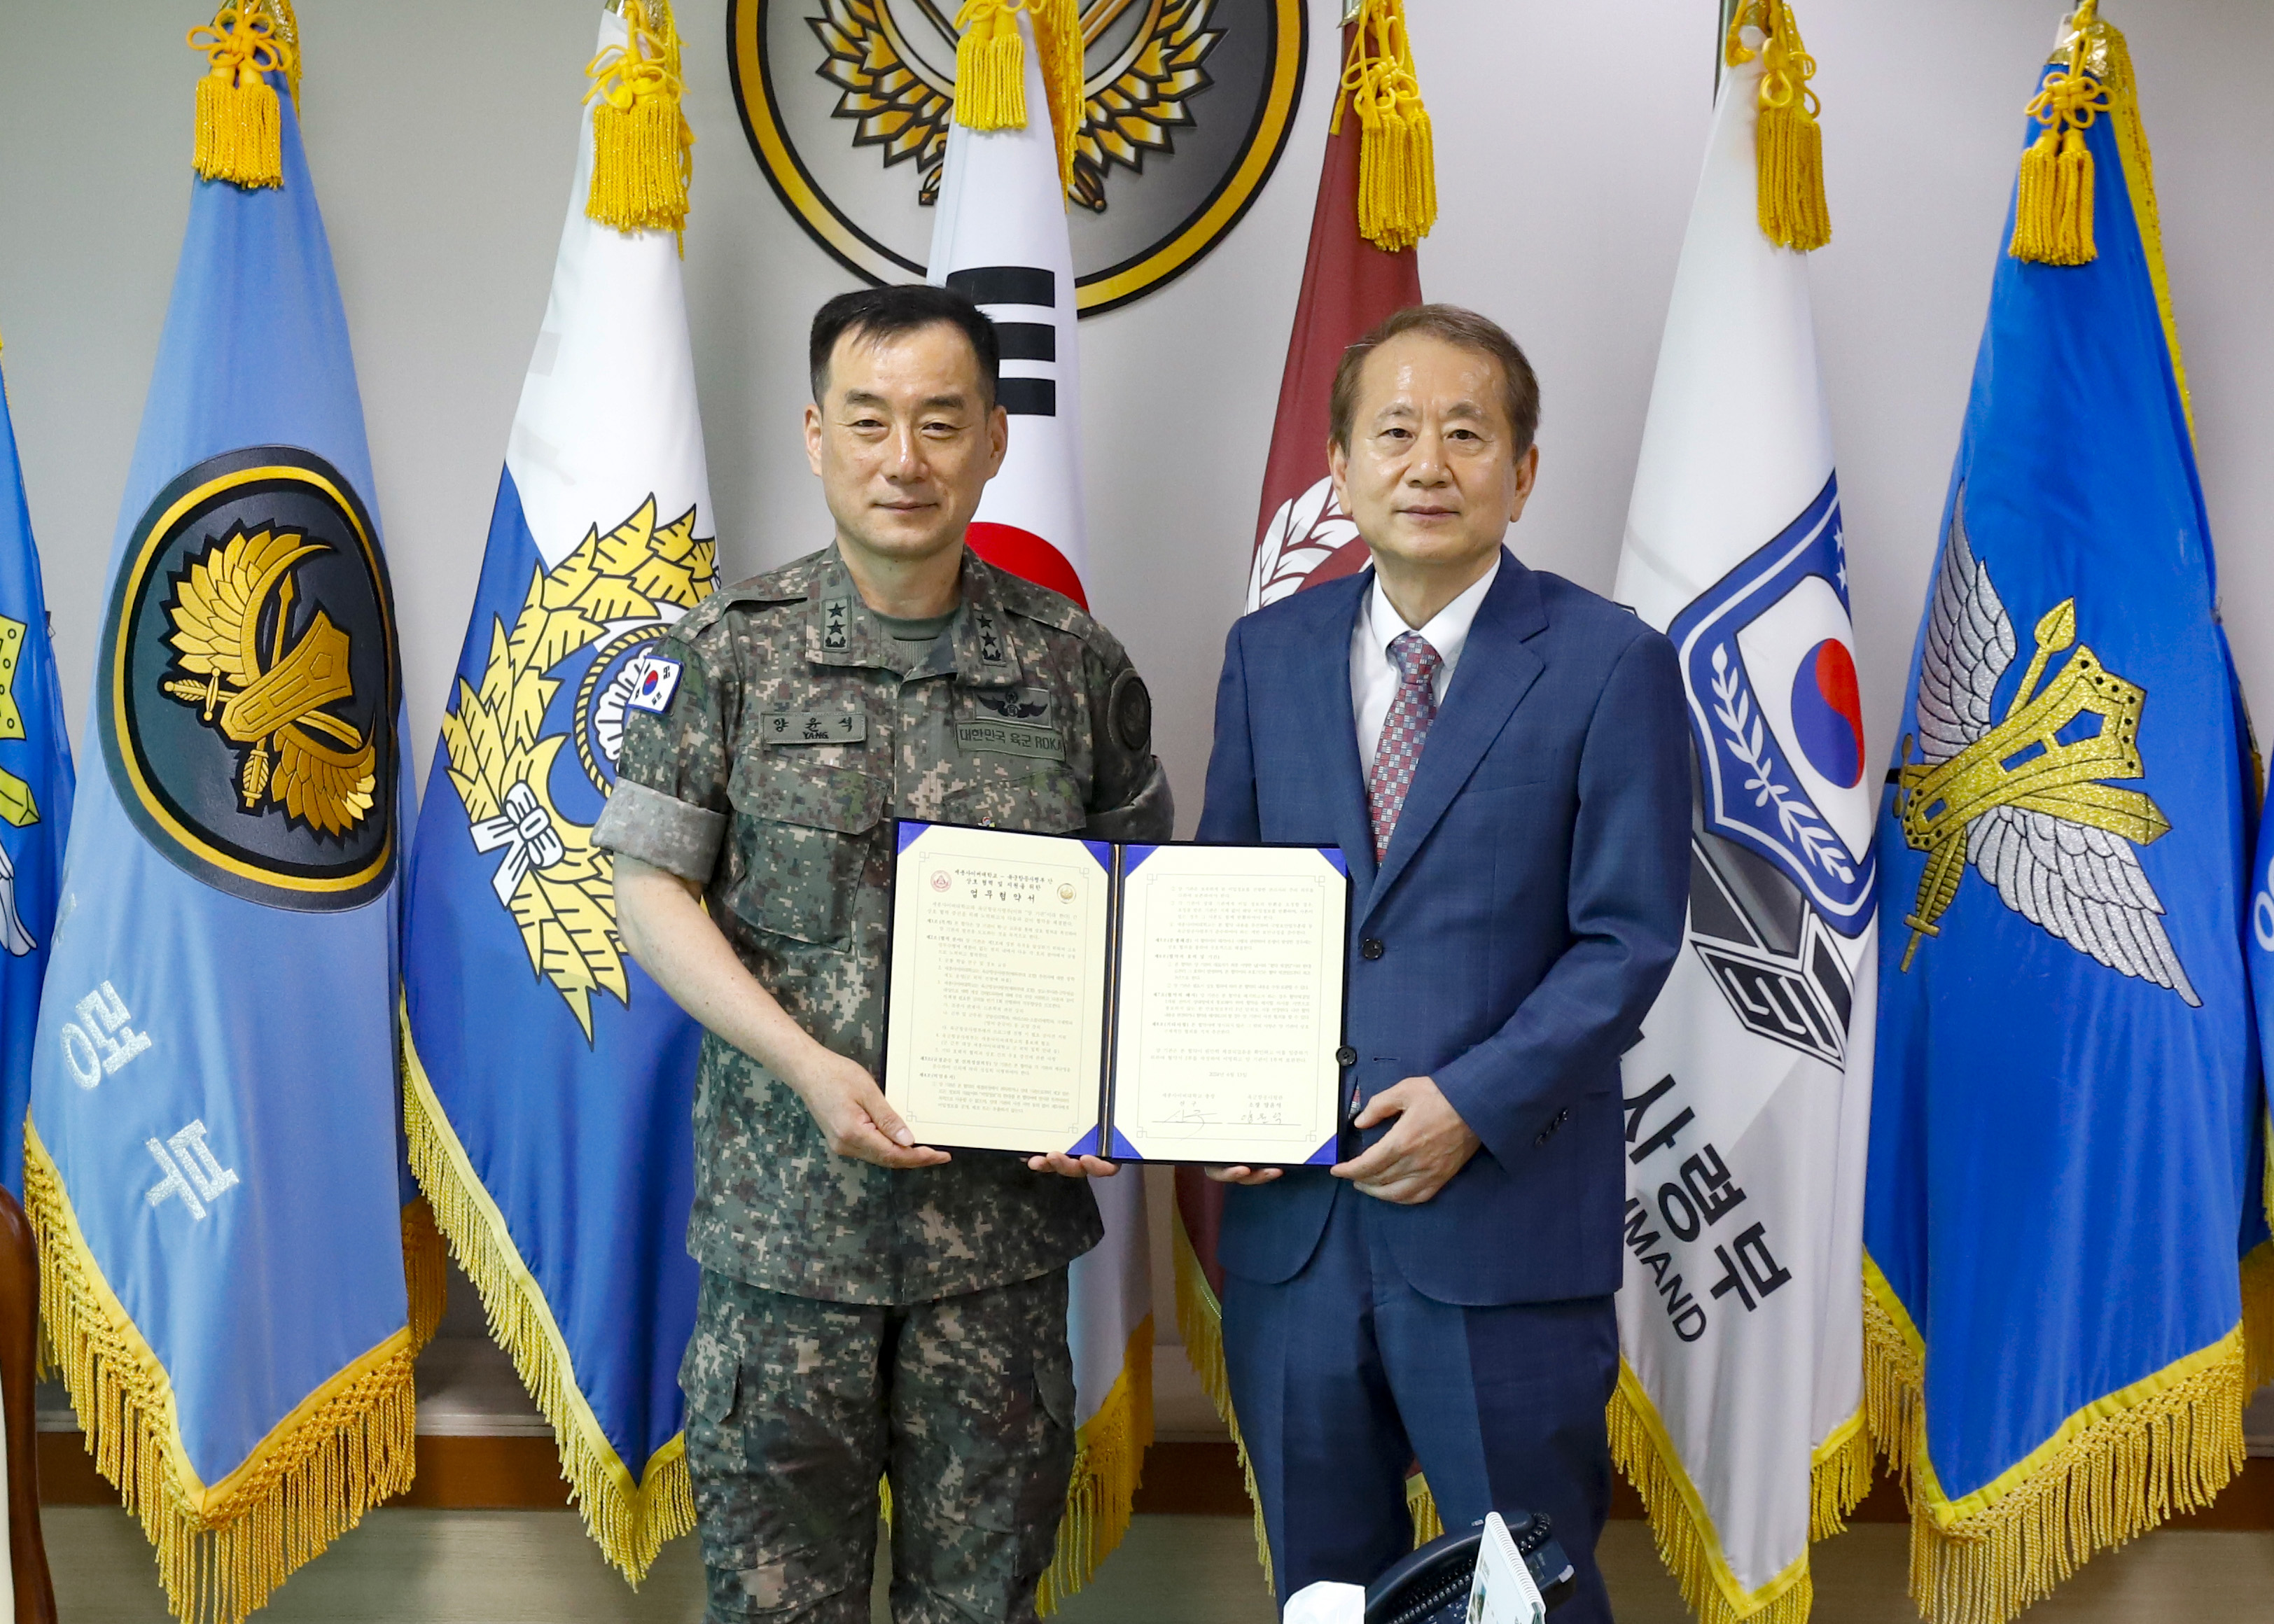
xmin=1178 ymin=16 xmax=1432 ymax=1564
xmin=1240 ymin=28 xmax=1423 ymax=612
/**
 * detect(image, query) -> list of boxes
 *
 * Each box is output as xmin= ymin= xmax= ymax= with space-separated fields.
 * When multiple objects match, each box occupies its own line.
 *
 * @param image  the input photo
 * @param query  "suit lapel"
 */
xmin=1364 ymin=552 xmax=1547 ymax=920
xmin=1289 ymin=575 xmax=1377 ymax=899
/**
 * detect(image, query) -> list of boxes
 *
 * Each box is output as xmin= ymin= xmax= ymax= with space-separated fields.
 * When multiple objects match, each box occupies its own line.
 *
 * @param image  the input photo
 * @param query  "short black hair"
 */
xmin=1330 ymin=303 xmax=1541 ymax=456
xmin=809 ymin=284 xmax=1001 ymax=410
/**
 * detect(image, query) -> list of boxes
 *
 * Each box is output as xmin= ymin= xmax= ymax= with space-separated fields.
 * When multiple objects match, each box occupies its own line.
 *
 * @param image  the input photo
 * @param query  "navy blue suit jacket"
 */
xmin=1197 ymin=551 xmax=1691 ymax=1306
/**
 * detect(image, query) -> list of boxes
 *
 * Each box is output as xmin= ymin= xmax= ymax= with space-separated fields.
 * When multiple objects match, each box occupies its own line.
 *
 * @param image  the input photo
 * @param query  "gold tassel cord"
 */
xmin=25 ymin=1125 xmax=415 ymax=1624
xmin=1724 ymin=1 xmax=1830 ymax=251
xmin=951 ymin=0 xmax=1086 ymax=194
xmin=1863 ymin=1256 xmax=2251 ymax=1624
xmin=2009 ymin=2 xmax=2109 ymax=267
xmin=1605 ymin=1365 xmax=1818 ymax=1624
xmin=1036 ymin=1318 xmax=1155 ymax=1615
xmin=1331 ymin=0 xmax=1436 ymax=253
xmin=586 ymin=0 xmax=695 ymax=241
xmin=402 ymin=1196 xmax=449 ymax=1354
xmin=402 ymin=1020 xmax=693 ymax=1582
xmin=188 ymin=4 xmax=295 ymax=190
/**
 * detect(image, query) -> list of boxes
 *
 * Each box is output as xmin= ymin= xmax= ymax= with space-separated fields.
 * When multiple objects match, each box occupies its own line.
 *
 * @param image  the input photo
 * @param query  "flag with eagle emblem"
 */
xmin=399 ymin=4 xmax=711 ymax=1585
xmin=1605 ymin=14 xmax=1874 ymax=1624
xmin=23 ymin=7 xmax=418 ymax=1618
xmin=926 ymin=7 xmax=1155 ymax=1602
xmin=0 ymin=334 xmax=75 ymax=1198
xmin=1864 ymin=13 xmax=2263 ymax=1623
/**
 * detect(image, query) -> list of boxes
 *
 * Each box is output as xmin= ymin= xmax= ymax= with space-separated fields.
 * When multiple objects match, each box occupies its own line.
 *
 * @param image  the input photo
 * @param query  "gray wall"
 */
xmin=2 ymin=1 xmax=2271 ymax=822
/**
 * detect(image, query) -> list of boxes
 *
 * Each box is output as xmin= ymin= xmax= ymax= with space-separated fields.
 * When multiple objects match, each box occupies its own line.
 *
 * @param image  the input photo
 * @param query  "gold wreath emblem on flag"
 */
xmin=440 ymin=497 xmax=714 ymax=1039
xmin=812 ymin=0 xmax=1223 ymax=211
xmin=1891 ymin=490 xmax=2196 ymax=1004
xmin=161 ymin=527 xmax=377 ymax=836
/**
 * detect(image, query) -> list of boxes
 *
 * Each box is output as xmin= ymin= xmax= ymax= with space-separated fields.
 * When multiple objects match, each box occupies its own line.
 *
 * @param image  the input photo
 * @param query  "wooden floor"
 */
xmin=45 ymin=1506 xmax=2274 ymax=1622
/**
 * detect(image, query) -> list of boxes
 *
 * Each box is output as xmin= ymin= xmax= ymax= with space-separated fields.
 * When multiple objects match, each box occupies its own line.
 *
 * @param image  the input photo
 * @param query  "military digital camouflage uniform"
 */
xmin=593 ymin=544 xmax=1172 ymax=1622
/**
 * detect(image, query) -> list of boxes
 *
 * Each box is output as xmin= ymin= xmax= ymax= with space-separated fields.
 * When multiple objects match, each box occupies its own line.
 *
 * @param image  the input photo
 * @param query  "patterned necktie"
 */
xmin=1367 ymin=631 xmax=1443 ymax=862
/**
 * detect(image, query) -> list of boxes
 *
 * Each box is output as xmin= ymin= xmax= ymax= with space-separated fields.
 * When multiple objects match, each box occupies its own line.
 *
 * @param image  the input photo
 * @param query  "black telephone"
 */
xmin=1362 ymin=1511 xmax=1575 ymax=1624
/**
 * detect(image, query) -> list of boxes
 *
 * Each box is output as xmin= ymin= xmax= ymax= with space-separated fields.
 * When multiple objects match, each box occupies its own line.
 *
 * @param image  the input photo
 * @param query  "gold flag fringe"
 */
xmin=1170 ymin=1208 xmax=1276 ymax=1592
xmin=1607 ymin=1364 xmax=1815 ymax=1624
xmin=1810 ymin=1410 xmax=1873 ymax=1541
xmin=401 ymin=1020 xmax=693 ymax=1582
xmin=586 ymin=0 xmax=695 ymax=241
xmin=950 ymin=0 xmax=1085 ymax=192
xmin=1725 ymin=2 xmax=1830 ymax=251
xmin=2242 ymin=1241 xmax=2274 ymax=1396
xmin=1863 ymin=1257 xmax=2249 ymax=1624
xmin=188 ymin=3 xmax=295 ymax=190
xmin=1036 ymin=1317 xmax=1155 ymax=1615
xmin=2009 ymin=1 xmax=2111 ymax=266
xmin=1332 ymin=0 xmax=1436 ymax=253
xmin=1406 ymin=1471 xmax=1442 ymax=1544
xmin=402 ymin=1197 xmax=448 ymax=1354
xmin=24 ymin=1124 xmax=414 ymax=1624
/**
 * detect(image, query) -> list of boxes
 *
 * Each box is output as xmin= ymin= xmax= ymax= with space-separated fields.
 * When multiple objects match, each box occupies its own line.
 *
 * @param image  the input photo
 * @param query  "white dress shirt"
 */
xmin=1351 ymin=556 xmax=1501 ymax=776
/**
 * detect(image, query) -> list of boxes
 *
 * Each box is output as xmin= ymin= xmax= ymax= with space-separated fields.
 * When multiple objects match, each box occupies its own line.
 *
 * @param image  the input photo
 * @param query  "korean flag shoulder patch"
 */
xmin=629 ymin=654 xmax=684 ymax=715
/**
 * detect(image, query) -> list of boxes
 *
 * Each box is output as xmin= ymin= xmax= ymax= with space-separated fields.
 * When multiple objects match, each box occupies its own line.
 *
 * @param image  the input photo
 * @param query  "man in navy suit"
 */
xmin=1201 ymin=305 xmax=1689 ymax=1620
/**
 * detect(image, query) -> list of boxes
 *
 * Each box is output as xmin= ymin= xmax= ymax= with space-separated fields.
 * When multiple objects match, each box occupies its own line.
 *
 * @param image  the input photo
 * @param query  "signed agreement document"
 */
xmin=884 ymin=822 xmax=1349 ymax=1162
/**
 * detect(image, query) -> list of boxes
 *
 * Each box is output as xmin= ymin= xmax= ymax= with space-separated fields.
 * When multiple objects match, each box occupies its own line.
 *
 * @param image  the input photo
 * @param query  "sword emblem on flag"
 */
xmin=1890 ymin=492 xmax=2190 ymax=1001
xmin=160 ymin=525 xmax=377 ymax=832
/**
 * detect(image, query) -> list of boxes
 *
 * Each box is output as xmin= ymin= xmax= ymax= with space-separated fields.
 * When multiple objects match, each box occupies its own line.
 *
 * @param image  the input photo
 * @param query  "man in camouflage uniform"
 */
xmin=596 ymin=284 xmax=1171 ymax=1623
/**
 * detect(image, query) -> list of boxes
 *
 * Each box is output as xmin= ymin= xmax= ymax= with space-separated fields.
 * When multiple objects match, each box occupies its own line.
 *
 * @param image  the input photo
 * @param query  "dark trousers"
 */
xmin=1221 ymin=1184 xmax=1620 ymax=1623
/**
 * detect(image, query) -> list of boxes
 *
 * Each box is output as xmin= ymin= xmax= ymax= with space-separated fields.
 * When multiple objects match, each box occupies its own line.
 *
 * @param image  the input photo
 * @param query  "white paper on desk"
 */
xmin=1283 ymin=1580 xmax=1365 ymax=1624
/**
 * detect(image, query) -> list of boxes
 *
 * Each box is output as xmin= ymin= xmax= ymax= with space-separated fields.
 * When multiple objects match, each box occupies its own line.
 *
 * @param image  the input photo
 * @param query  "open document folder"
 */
xmin=884 ymin=821 xmax=1351 ymax=1164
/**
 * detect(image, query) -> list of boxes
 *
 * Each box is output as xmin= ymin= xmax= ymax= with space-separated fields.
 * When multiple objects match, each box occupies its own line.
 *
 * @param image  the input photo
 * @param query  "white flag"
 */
xmin=928 ymin=15 xmax=1150 ymax=1604
xmin=1607 ymin=45 xmax=1875 ymax=1624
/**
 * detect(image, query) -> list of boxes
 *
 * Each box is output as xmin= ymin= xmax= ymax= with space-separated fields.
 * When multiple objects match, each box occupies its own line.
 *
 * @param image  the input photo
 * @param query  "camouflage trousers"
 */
xmin=682 ymin=1267 xmax=1077 ymax=1623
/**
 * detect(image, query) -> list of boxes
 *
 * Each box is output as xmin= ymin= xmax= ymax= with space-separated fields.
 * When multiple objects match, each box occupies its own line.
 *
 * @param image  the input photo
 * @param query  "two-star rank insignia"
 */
xmin=100 ymin=447 xmax=399 ymax=912
xmin=1892 ymin=490 xmax=2196 ymax=1004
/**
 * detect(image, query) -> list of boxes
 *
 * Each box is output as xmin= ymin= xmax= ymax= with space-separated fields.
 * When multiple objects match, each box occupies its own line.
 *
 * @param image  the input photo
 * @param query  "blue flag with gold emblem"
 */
xmin=0 ymin=335 xmax=76 ymax=1197
xmin=399 ymin=4 xmax=709 ymax=1583
xmin=23 ymin=8 xmax=415 ymax=1619
xmin=1864 ymin=13 xmax=2265 ymax=1624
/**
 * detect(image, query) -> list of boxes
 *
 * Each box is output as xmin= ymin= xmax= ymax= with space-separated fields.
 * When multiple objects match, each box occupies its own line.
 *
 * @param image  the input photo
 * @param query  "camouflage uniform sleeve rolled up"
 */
xmin=1079 ymin=632 xmax=1174 ymax=844
xmin=592 ymin=627 xmax=732 ymax=883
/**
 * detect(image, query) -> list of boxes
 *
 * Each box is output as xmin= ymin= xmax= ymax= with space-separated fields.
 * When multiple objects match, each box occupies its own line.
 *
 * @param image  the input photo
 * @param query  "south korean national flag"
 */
xmin=928 ymin=8 xmax=1089 ymax=610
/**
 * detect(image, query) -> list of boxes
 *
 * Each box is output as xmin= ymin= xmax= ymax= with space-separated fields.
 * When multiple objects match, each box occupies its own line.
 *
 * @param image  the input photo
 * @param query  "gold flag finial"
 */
xmin=187 ymin=1 xmax=296 ymax=189
xmin=586 ymin=0 xmax=695 ymax=239
xmin=950 ymin=0 xmax=1085 ymax=193
xmin=2011 ymin=2 xmax=2111 ymax=265
xmin=1331 ymin=0 xmax=1437 ymax=253
xmin=1725 ymin=1 xmax=1830 ymax=251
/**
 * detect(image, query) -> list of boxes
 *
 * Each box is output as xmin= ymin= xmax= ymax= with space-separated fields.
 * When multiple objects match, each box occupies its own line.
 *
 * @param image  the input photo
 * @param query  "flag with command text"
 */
xmin=1865 ymin=13 xmax=2266 ymax=1624
xmin=928 ymin=9 xmax=1155 ymax=1604
xmin=24 ymin=8 xmax=415 ymax=1619
xmin=0 ymin=335 xmax=76 ymax=1198
xmin=399 ymin=4 xmax=710 ymax=1586
xmin=1607 ymin=20 xmax=1871 ymax=1624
